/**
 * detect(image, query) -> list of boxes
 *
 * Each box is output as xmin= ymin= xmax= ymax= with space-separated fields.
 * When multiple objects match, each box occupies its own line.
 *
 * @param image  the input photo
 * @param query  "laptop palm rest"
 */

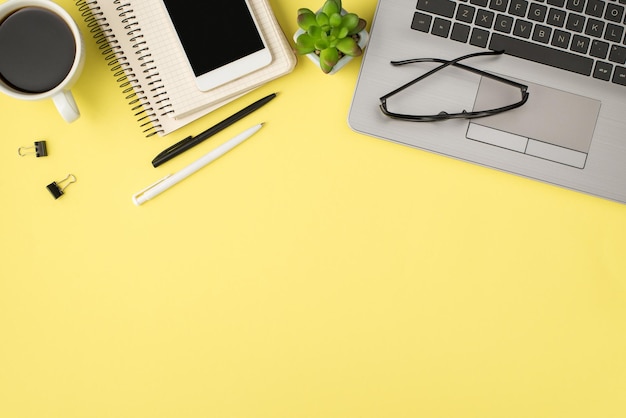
xmin=466 ymin=77 xmax=601 ymax=169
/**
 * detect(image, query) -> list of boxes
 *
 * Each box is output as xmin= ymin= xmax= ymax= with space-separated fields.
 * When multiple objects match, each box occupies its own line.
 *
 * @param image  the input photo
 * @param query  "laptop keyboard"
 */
xmin=412 ymin=0 xmax=626 ymax=86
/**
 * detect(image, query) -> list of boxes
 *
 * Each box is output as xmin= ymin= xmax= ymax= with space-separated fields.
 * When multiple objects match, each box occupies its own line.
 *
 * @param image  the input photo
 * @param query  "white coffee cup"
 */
xmin=0 ymin=0 xmax=84 ymax=123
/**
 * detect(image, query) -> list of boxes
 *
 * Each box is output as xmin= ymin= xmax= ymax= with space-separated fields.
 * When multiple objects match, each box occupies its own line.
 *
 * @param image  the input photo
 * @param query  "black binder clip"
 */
xmin=47 ymin=174 xmax=76 ymax=199
xmin=18 ymin=141 xmax=48 ymax=157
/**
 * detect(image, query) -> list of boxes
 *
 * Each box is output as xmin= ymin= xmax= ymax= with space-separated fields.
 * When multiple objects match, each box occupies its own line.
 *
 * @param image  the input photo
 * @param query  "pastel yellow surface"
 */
xmin=1 ymin=0 xmax=625 ymax=417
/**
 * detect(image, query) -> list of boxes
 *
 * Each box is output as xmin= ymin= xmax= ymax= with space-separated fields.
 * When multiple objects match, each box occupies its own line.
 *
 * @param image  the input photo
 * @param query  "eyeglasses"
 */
xmin=379 ymin=50 xmax=529 ymax=122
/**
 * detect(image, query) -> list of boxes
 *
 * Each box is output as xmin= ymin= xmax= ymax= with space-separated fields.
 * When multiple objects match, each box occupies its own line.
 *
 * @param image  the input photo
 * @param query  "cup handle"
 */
xmin=52 ymin=90 xmax=80 ymax=123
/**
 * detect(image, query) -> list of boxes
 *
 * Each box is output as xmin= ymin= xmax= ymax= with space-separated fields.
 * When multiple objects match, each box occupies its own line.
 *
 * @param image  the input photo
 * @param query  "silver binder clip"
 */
xmin=18 ymin=141 xmax=48 ymax=157
xmin=47 ymin=174 xmax=77 ymax=199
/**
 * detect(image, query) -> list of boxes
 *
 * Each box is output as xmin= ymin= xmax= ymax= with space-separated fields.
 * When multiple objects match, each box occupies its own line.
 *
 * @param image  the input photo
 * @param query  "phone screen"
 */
xmin=161 ymin=0 xmax=266 ymax=77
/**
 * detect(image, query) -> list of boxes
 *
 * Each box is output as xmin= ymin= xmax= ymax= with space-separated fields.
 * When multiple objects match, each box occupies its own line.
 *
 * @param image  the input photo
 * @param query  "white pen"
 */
xmin=132 ymin=123 xmax=263 ymax=205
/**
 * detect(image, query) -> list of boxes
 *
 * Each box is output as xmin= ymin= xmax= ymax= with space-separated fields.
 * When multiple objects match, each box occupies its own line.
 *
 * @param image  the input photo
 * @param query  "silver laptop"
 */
xmin=348 ymin=0 xmax=626 ymax=204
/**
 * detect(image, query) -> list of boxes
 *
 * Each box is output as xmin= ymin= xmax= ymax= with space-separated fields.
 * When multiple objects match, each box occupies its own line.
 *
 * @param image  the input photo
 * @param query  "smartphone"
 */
xmin=160 ymin=0 xmax=272 ymax=92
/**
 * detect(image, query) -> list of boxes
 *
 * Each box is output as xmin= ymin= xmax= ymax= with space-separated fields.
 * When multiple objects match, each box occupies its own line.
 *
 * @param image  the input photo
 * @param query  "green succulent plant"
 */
xmin=295 ymin=0 xmax=367 ymax=73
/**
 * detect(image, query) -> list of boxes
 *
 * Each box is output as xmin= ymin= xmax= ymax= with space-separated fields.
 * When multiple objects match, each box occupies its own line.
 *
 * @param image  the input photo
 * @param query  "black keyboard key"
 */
xmin=585 ymin=0 xmax=605 ymax=17
xmin=470 ymin=27 xmax=490 ymax=47
xmin=590 ymin=40 xmax=609 ymax=59
xmin=528 ymin=3 xmax=548 ymax=21
xmin=585 ymin=18 xmax=605 ymax=38
xmin=551 ymin=29 xmax=571 ymax=48
xmin=495 ymin=14 xmax=514 ymax=33
xmin=571 ymin=34 xmax=591 ymax=53
xmin=475 ymin=9 xmax=495 ymax=27
xmin=489 ymin=33 xmax=594 ymax=75
xmin=513 ymin=19 xmax=533 ymax=38
xmin=431 ymin=17 xmax=452 ymax=37
xmin=451 ymin=22 xmax=471 ymax=42
xmin=593 ymin=61 xmax=613 ymax=81
xmin=566 ymin=13 xmax=586 ymax=32
xmin=604 ymin=24 xmax=624 ymax=43
xmin=471 ymin=0 xmax=489 ymax=7
xmin=489 ymin=0 xmax=509 ymax=12
xmin=566 ymin=0 xmax=585 ymax=13
xmin=411 ymin=12 xmax=433 ymax=32
xmin=547 ymin=8 xmax=567 ymax=27
xmin=532 ymin=24 xmax=552 ymax=43
xmin=509 ymin=0 xmax=528 ymax=16
xmin=609 ymin=45 xmax=626 ymax=64
xmin=547 ymin=0 xmax=566 ymax=7
xmin=605 ymin=3 xmax=625 ymax=23
xmin=416 ymin=0 xmax=456 ymax=18
xmin=613 ymin=66 xmax=626 ymax=85
xmin=456 ymin=4 xmax=476 ymax=23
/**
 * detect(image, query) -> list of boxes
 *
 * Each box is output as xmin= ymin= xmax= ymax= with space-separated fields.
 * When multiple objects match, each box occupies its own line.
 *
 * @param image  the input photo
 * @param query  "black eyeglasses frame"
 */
xmin=379 ymin=50 xmax=530 ymax=122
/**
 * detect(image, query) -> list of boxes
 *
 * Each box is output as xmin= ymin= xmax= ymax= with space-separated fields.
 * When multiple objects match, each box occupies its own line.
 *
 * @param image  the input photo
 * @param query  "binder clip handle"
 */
xmin=18 ymin=141 xmax=48 ymax=157
xmin=47 ymin=174 xmax=76 ymax=199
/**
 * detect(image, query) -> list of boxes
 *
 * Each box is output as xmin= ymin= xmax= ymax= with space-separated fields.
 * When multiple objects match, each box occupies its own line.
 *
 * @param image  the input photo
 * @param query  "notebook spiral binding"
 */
xmin=75 ymin=0 xmax=174 ymax=136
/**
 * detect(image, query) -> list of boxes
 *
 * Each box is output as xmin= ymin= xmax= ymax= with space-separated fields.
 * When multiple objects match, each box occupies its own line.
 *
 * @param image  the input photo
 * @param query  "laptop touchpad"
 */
xmin=466 ymin=77 xmax=601 ymax=169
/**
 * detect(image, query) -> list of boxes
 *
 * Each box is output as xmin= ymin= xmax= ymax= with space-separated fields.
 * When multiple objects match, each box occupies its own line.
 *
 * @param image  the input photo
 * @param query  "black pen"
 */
xmin=151 ymin=92 xmax=277 ymax=167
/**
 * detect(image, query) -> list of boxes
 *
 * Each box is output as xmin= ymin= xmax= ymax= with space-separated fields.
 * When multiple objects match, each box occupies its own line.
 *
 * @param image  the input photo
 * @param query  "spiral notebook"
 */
xmin=75 ymin=0 xmax=296 ymax=136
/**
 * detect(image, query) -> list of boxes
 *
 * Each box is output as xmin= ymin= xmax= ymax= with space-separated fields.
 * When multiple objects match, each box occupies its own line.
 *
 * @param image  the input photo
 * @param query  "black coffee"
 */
xmin=0 ymin=7 xmax=76 ymax=93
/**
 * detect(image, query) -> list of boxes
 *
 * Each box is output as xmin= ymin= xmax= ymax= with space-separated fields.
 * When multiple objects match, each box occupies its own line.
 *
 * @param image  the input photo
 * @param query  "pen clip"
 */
xmin=132 ymin=174 xmax=172 ymax=206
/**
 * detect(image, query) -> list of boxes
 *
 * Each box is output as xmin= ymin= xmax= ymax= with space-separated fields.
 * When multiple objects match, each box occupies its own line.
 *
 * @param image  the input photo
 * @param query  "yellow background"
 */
xmin=1 ymin=0 xmax=625 ymax=417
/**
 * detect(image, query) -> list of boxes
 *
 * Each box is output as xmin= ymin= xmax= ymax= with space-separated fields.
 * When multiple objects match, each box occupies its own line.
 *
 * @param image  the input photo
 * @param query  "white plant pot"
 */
xmin=293 ymin=11 xmax=369 ymax=75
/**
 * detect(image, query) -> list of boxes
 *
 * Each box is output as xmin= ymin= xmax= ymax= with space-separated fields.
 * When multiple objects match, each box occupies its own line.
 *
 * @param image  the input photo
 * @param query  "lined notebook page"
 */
xmin=128 ymin=0 xmax=295 ymax=120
